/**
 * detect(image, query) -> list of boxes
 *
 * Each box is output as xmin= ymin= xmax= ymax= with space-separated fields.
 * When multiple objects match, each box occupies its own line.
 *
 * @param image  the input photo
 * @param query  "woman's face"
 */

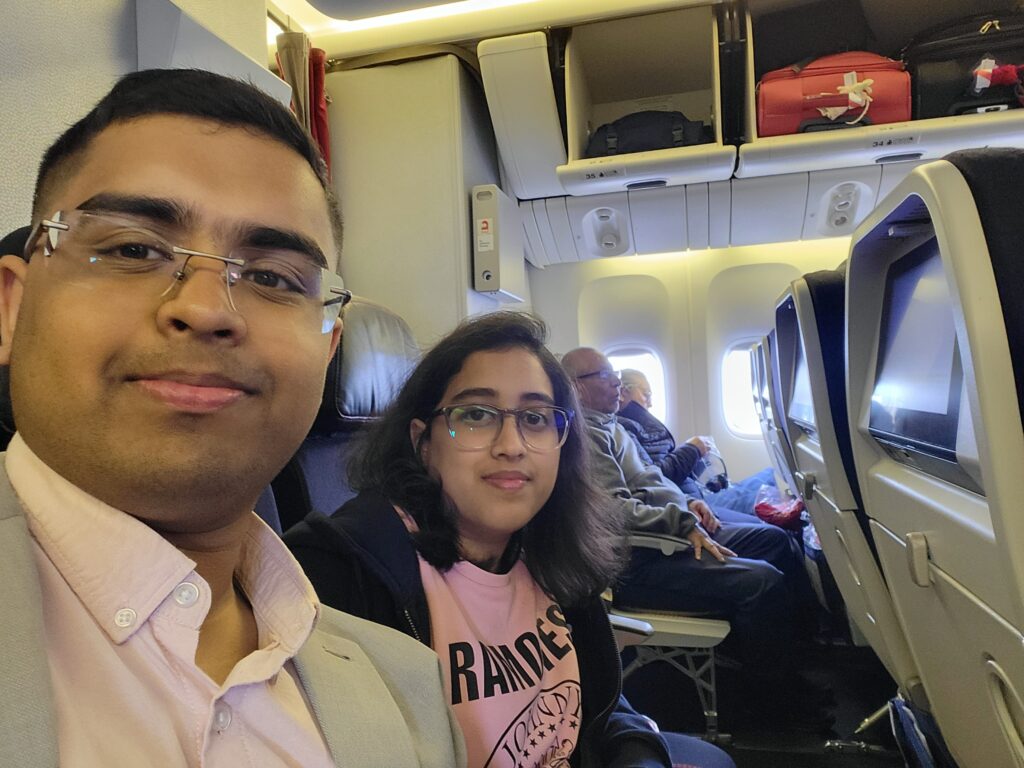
xmin=411 ymin=347 xmax=561 ymax=566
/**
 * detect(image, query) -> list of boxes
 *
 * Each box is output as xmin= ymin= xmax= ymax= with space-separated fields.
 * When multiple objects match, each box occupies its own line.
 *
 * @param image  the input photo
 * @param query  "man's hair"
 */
xmin=619 ymin=369 xmax=646 ymax=391
xmin=350 ymin=312 xmax=626 ymax=607
xmin=32 ymin=68 xmax=342 ymax=251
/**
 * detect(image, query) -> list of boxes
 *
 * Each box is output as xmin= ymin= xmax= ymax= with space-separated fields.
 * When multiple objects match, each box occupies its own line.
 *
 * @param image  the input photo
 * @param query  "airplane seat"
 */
xmin=270 ymin=297 xmax=420 ymax=533
xmin=609 ymin=532 xmax=732 ymax=743
xmin=782 ymin=268 xmax=924 ymax=714
xmin=761 ymin=331 xmax=800 ymax=497
xmin=845 ymin=147 xmax=1024 ymax=768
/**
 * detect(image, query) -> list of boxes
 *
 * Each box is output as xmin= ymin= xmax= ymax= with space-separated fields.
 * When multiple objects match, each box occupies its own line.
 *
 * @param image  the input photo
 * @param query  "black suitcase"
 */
xmin=902 ymin=11 xmax=1024 ymax=119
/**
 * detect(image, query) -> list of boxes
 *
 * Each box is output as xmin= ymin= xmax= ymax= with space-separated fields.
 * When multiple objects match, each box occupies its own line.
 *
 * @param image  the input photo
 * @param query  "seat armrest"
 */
xmin=629 ymin=532 xmax=693 ymax=556
xmin=609 ymin=612 xmax=655 ymax=650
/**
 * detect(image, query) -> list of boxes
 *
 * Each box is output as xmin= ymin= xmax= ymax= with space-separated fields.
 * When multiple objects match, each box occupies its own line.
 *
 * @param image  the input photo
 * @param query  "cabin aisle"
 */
xmin=623 ymin=641 xmax=906 ymax=767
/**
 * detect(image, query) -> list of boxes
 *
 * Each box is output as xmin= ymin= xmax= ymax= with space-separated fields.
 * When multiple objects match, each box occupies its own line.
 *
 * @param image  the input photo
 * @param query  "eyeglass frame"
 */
xmin=23 ymin=209 xmax=353 ymax=333
xmin=574 ymin=368 xmax=620 ymax=383
xmin=429 ymin=403 xmax=574 ymax=452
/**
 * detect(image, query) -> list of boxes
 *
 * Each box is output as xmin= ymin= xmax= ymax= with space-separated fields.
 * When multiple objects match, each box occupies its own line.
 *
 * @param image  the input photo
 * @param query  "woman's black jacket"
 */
xmin=284 ymin=489 xmax=671 ymax=768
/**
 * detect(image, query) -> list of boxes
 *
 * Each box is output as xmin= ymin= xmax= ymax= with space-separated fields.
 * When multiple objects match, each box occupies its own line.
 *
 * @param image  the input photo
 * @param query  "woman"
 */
xmin=285 ymin=312 xmax=734 ymax=768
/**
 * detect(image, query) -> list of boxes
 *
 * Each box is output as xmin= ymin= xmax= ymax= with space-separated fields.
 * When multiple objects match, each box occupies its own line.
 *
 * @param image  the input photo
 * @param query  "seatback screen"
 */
xmin=869 ymin=238 xmax=961 ymax=460
xmin=789 ymin=339 xmax=816 ymax=429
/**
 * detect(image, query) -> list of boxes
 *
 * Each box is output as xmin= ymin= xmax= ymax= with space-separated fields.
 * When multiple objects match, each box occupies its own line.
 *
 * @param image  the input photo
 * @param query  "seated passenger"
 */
xmin=286 ymin=313 xmax=736 ymax=768
xmin=617 ymin=369 xmax=775 ymax=515
xmin=0 ymin=69 xmax=462 ymax=765
xmin=562 ymin=349 xmax=833 ymax=731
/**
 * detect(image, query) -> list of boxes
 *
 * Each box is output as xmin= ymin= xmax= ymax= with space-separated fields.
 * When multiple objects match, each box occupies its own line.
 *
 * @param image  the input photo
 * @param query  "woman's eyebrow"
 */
xmin=447 ymin=388 xmax=556 ymax=406
xmin=448 ymin=388 xmax=499 ymax=403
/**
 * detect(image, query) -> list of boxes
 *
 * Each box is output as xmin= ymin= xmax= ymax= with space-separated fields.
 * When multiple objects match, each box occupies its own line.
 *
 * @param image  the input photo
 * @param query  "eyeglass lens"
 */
xmin=443 ymin=405 xmax=570 ymax=451
xmin=37 ymin=210 xmax=348 ymax=334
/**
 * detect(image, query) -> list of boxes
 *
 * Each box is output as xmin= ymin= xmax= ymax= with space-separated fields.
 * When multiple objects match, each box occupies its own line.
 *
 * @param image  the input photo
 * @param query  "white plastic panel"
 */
xmin=802 ymin=166 xmax=881 ymax=240
xmin=730 ymin=173 xmax=808 ymax=246
xmin=708 ymin=180 xmax=731 ymax=249
xmin=544 ymin=198 xmax=580 ymax=263
xmin=519 ymin=200 xmax=550 ymax=268
xmin=478 ymin=32 xmax=567 ymax=200
xmin=686 ymin=184 xmax=710 ymax=250
xmin=529 ymin=199 xmax=561 ymax=267
xmin=628 ymin=186 xmax=687 ymax=255
xmin=565 ymin=192 xmax=634 ymax=260
xmin=878 ymin=160 xmax=925 ymax=205
xmin=873 ymin=523 xmax=1024 ymax=768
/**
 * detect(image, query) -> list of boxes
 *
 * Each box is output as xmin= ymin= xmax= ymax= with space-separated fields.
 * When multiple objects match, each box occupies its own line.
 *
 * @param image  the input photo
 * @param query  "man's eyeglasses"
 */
xmin=575 ymin=369 xmax=621 ymax=384
xmin=431 ymin=404 xmax=573 ymax=452
xmin=24 ymin=210 xmax=352 ymax=334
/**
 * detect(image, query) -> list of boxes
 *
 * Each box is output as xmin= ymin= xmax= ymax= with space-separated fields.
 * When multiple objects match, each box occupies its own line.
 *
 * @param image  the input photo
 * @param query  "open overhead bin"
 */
xmin=479 ymin=4 xmax=737 ymax=201
xmin=736 ymin=3 xmax=1024 ymax=179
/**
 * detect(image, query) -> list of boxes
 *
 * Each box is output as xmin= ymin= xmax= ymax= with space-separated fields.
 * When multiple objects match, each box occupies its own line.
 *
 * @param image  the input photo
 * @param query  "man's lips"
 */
xmin=483 ymin=471 xmax=530 ymax=491
xmin=130 ymin=372 xmax=255 ymax=413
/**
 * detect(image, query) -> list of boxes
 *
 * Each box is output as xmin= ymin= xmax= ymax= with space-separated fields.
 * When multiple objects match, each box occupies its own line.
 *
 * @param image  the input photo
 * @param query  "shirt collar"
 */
xmin=5 ymin=433 xmax=319 ymax=651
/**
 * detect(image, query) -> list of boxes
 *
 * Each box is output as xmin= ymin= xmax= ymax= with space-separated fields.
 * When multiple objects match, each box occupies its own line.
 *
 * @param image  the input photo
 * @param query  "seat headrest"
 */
xmin=310 ymin=296 xmax=420 ymax=435
xmin=0 ymin=225 xmax=30 ymax=259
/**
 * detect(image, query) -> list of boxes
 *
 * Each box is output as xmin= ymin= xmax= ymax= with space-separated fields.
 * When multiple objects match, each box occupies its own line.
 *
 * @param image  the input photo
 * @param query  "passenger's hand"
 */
xmin=685 ymin=528 xmax=734 ymax=562
xmin=686 ymin=435 xmax=709 ymax=456
xmin=688 ymin=499 xmax=721 ymax=535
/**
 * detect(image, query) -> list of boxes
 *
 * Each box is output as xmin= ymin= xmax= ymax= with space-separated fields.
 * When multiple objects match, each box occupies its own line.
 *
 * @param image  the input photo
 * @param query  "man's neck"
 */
xmin=163 ymin=515 xmax=260 ymax=684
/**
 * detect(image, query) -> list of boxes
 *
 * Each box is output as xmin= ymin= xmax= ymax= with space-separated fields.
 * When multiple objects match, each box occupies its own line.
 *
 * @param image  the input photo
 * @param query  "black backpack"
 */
xmin=584 ymin=110 xmax=709 ymax=158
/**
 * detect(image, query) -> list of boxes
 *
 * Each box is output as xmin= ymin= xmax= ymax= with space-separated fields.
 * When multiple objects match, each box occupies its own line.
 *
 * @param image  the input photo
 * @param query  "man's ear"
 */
xmin=0 ymin=255 xmax=28 ymax=365
xmin=410 ymin=418 xmax=428 ymax=462
xmin=326 ymin=315 xmax=343 ymax=360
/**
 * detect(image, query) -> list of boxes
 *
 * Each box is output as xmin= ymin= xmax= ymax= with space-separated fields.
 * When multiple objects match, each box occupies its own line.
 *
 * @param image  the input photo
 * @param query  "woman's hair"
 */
xmin=351 ymin=311 xmax=626 ymax=607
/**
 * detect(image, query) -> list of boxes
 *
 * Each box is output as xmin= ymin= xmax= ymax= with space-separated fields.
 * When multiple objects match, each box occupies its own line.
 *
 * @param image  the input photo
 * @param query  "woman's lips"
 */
xmin=483 ymin=471 xmax=529 ymax=491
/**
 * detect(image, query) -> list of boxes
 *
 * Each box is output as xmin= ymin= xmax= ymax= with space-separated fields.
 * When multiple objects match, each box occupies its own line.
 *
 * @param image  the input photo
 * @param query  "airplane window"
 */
xmin=722 ymin=345 xmax=760 ymax=437
xmin=606 ymin=350 xmax=667 ymax=424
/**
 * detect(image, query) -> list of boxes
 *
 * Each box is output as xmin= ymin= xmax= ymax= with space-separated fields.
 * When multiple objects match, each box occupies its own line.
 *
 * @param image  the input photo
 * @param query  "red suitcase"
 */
xmin=757 ymin=51 xmax=911 ymax=137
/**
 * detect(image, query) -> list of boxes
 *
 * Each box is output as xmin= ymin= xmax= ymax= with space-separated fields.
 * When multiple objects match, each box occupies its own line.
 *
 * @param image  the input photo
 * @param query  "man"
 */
xmin=0 ymin=69 xmax=463 ymax=767
xmin=562 ymin=348 xmax=832 ymax=729
xmin=617 ymin=369 xmax=776 ymax=515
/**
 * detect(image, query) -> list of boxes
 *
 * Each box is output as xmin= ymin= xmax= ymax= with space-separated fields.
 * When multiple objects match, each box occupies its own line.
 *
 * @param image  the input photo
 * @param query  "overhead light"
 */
xmin=286 ymin=0 xmax=540 ymax=33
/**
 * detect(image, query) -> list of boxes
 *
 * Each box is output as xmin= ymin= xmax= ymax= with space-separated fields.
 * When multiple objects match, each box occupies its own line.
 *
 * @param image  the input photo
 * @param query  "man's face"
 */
xmin=621 ymin=374 xmax=653 ymax=410
xmin=573 ymin=351 xmax=621 ymax=414
xmin=0 ymin=115 xmax=341 ymax=531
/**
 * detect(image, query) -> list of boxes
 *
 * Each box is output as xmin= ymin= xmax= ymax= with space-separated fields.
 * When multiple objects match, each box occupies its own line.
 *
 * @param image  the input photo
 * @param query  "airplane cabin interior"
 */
xmin=5 ymin=0 xmax=1024 ymax=765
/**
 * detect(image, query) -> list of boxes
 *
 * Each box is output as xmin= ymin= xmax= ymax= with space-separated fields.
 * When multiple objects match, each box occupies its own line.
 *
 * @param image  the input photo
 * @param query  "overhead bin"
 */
xmin=554 ymin=5 xmax=737 ymax=195
xmin=736 ymin=8 xmax=1024 ymax=179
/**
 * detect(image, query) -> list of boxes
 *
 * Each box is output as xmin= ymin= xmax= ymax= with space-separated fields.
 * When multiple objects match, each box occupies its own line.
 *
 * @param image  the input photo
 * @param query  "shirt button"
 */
xmin=213 ymin=702 xmax=232 ymax=732
xmin=173 ymin=582 xmax=200 ymax=607
xmin=114 ymin=608 xmax=137 ymax=628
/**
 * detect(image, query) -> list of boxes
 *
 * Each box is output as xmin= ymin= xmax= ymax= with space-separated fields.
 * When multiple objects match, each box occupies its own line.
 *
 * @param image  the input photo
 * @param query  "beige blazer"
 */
xmin=0 ymin=470 xmax=464 ymax=768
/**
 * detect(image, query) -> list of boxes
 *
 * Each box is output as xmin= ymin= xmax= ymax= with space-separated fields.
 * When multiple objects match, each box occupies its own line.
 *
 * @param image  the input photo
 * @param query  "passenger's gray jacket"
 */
xmin=583 ymin=410 xmax=699 ymax=538
xmin=0 ymin=464 xmax=466 ymax=768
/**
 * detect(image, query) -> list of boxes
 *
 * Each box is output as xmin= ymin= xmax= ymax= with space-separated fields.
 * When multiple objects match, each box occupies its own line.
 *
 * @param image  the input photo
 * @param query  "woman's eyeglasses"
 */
xmin=431 ymin=404 xmax=573 ymax=452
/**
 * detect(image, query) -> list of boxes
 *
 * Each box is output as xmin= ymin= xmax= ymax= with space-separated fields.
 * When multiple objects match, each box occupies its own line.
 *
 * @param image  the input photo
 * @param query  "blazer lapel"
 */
xmin=293 ymin=626 xmax=421 ymax=767
xmin=0 ymin=467 xmax=60 ymax=767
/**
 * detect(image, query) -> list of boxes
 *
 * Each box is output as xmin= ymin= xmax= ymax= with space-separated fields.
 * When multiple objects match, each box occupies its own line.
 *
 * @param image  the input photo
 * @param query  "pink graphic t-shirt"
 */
xmin=417 ymin=556 xmax=582 ymax=768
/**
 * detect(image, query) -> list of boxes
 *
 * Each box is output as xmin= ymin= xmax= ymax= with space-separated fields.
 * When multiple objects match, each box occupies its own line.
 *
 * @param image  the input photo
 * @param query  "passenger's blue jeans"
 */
xmin=706 ymin=467 xmax=777 ymax=515
xmin=616 ymin=514 xmax=801 ymax=670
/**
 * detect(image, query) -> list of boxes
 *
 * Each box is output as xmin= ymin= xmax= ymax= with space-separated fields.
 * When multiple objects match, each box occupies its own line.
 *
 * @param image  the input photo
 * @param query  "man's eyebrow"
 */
xmin=76 ymin=194 xmax=193 ymax=227
xmin=237 ymin=226 xmax=328 ymax=269
xmin=73 ymin=195 xmax=329 ymax=269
